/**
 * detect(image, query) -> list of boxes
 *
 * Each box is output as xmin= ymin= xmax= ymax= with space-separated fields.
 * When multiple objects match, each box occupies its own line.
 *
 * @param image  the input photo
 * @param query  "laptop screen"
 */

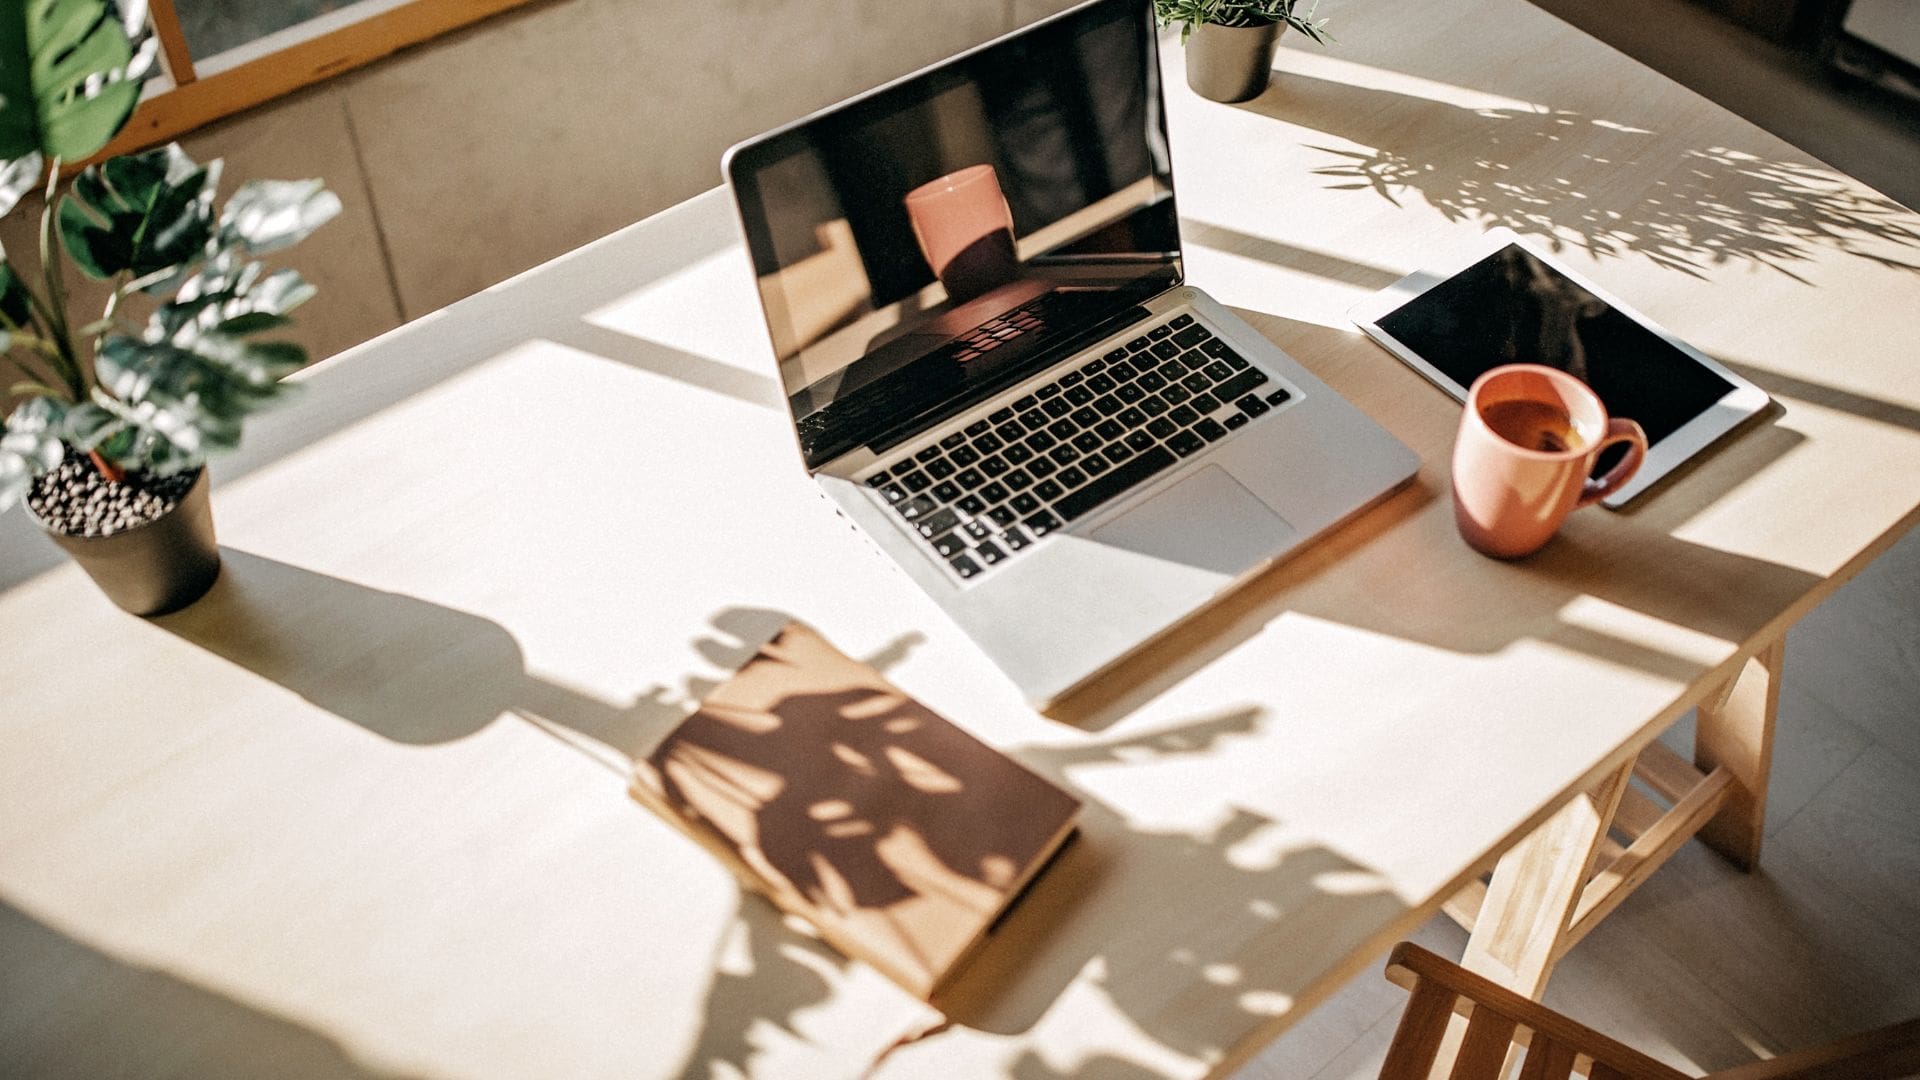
xmin=728 ymin=0 xmax=1181 ymax=469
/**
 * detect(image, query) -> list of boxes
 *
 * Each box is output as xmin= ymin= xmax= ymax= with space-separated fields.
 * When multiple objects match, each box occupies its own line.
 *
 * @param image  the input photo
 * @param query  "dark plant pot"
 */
xmin=36 ymin=467 xmax=222 ymax=616
xmin=1185 ymin=22 xmax=1284 ymax=104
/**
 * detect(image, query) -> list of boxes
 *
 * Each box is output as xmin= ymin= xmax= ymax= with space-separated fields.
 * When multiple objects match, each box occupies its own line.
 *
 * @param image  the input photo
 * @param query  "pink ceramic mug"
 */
xmin=903 ymin=164 xmax=1019 ymax=304
xmin=1451 ymin=364 xmax=1648 ymax=559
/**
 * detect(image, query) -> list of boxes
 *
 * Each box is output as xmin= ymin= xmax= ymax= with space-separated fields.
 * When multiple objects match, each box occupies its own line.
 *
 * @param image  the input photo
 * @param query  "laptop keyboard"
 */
xmin=862 ymin=313 xmax=1297 ymax=583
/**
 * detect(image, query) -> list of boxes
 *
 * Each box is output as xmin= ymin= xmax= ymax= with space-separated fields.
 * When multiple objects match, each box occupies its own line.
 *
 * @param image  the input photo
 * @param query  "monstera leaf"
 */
xmin=58 ymin=143 xmax=219 ymax=281
xmin=0 ymin=396 xmax=69 ymax=510
xmin=0 ymin=0 xmax=154 ymax=209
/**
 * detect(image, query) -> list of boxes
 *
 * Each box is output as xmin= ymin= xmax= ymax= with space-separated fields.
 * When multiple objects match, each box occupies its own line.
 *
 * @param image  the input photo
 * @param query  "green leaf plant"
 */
xmin=1152 ymin=0 xmax=1330 ymax=45
xmin=0 ymin=0 xmax=340 ymax=512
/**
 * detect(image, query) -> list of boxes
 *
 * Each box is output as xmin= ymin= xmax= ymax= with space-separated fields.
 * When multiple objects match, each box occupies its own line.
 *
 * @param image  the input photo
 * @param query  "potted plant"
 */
xmin=1155 ymin=0 xmax=1331 ymax=104
xmin=0 ymin=0 xmax=339 ymax=615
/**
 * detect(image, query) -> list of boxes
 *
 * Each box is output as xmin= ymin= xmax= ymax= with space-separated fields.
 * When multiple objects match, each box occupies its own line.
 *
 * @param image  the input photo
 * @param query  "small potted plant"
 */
xmin=1155 ymin=0 xmax=1331 ymax=104
xmin=0 ymin=0 xmax=339 ymax=615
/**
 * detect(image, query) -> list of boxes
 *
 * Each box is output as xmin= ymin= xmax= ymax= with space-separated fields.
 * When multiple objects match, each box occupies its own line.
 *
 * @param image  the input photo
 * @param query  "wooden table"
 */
xmin=3 ymin=1 xmax=1917 ymax=1077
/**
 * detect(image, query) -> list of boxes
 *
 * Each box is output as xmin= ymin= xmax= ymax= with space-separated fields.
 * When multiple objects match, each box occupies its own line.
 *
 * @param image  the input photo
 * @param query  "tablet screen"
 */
xmin=1376 ymin=244 xmax=1733 ymax=445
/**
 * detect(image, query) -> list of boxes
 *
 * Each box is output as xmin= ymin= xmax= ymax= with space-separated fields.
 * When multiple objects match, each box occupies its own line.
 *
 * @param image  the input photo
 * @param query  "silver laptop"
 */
xmin=724 ymin=0 xmax=1417 ymax=708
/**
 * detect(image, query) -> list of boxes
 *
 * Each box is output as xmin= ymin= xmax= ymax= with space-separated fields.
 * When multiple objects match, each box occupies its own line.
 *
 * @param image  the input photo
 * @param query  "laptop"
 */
xmin=724 ymin=0 xmax=1418 ymax=708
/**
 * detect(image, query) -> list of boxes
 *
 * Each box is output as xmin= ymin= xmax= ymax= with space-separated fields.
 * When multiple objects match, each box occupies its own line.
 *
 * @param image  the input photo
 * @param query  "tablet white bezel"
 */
xmin=1348 ymin=229 xmax=1771 ymax=508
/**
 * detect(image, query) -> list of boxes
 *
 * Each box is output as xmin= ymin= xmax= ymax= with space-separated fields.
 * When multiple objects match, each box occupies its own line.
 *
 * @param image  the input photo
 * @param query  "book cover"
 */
xmin=632 ymin=622 xmax=1081 ymax=999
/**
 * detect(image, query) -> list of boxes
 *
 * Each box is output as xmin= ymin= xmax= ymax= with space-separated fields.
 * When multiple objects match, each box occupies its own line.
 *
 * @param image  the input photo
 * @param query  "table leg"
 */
xmin=1693 ymin=635 xmax=1785 ymax=871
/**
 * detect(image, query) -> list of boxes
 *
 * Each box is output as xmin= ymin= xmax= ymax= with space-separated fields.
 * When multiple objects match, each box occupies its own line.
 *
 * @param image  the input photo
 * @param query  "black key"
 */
xmin=941 ymin=432 xmax=967 ymax=450
xmin=1065 ymin=385 xmax=1095 ymax=406
xmin=1087 ymin=374 xmax=1116 ymax=394
xmin=1024 ymin=510 xmax=1062 ymax=536
xmin=1102 ymin=349 xmax=1127 ymax=364
xmin=1150 ymin=339 xmax=1181 ymax=360
xmin=1004 ymin=443 xmax=1033 ymax=466
xmin=1058 ymin=466 xmax=1087 ymax=488
xmin=1173 ymin=325 xmax=1212 ymax=349
xmin=1266 ymin=388 xmax=1292 ymax=406
xmin=976 ymin=541 xmax=1007 ymax=565
xmin=1195 ymin=418 xmax=1228 ymax=443
xmin=926 ymin=457 xmax=956 ymax=479
xmin=1028 ymin=457 xmax=1057 ymax=479
xmin=964 ymin=519 xmax=992 ymax=540
xmin=956 ymin=468 xmax=985 ymax=489
xmin=1224 ymin=412 xmax=1250 ymax=430
xmin=1005 ymin=469 xmax=1033 ymax=492
xmin=1055 ymin=445 xmax=1177 ymax=521
xmin=949 ymin=554 xmax=983 ymax=579
xmin=1109 ymin=362 xmax=1138 ymax=382
xmin=1201 ymin=338 xmax=1231 ymax=357
xmin=1025 ymin=430 xmax=1057 ymax=452
xmin=1085 ymin=359 xmax=1107 ymax=376
xmin=951 ymin=445 xmax=980 ymax=467
xmin=915 ymin=445 xmax=942 ymax=463
xmin=989 ymin=406 xmax=1015 ymax=424
xmin=1140 ymin=395 xmax=1170 ymax=417
xmin=1181 ymin=372 xmax=1213 ymax=394
xmin=1103 ymin=442 xmax=1134 ymax=464
xmin=1125 ymin=336 xmax=1152 ymax=352
xmin=917 ymin=507 xmax=959 ymax=537
xmin=1209 ymin=369 xmax=1269 ymax=404
xmin=864 ymin=470 xmax=891 ymax=487
xmin=1093 ymin=394 xmax=1124 ymax=417
xmin=898 ymin=494 xmax=938 ymax=520
xmin=980 ymin=455 xmax=1009 ymax=477
xmin=1070 ymin=407 xmax=1101 ymax=427
xmin=1203 ymin=360 xmax=1235 ymax=381
xmin=974 ymin=433 xmax=1004 ymax=453
xmin=1061 ymin=371 xmax=1084 ymax=387
xmin=1011 ymin=492 xmax=1040 ymax=515
xmin=1072 ymin=431 xmax=1103 ymax=453
xmin=1037 ymin=383 xmax=1062 ymax=399
xmin=1003 ymin=526 xmax=1033 ymax=551
xmin=1148 ymin=324 xmax=1174 ymax=340
xmin=958 ymin=494 xmax=987 ymax=514
xmin=1221 ymin=349 xmax=1250 ymax=371
xmin=1169 ymin=405 xmax=1200 ymax=426
xmin=1118 ymin=407 xmax=1148 ymax=429
xmin=965 ymin=419 xmax=991 ymax=436
xmin=1179 ymin=347 xmax=1210 ymax=369
xmin=900 ymin=469 xmax=931 ymax=492
xmin=1095 ymin=418 xmax=1125 ymax=441
xmin=1117 ymin=383 xmax=1145 ymax=403
xmin=932 ymin=481 xmax=961 ymax=502
xmin=1147 ymin=417 xmax=1178 ymax=439
xmin=1191 ymin=394 xmax=1220 ymax=415
xmin=1162 ymin=384 xmax=1191 ymax=405
xmin=1035 ymin=479 xmax=1064 ymax=501
xmin=1019 ymin=409 xmax=1048 ymax=430
xmin=996 ymin=422 xmax=1025 ymax=442
xmin=1014 ymin=395 xmax=1038 ymax=410
xmin=1126 ymin=430 xmax=1157 ymax=452
xmin=1049 ymin=444 xmax=1080 ymax=465
xmin=1043 ymin=397 xmax=1072 ymax=418
xmin=1156 ymin=359 xmax=1188 ymax=379
xmin=981 ymin=481 xmax=1009 ymax=503
xmin=880 ymin=483 xmax=908 ymax=504
xmin=988 ymin=506 xmax=1017 ymax=527
xmin=1082 ymin=455 xmax=1110 ymax=476
xmin=1048 ymin=418 xmax=1078 ymax=440
xmin=1170 ymin=313 xmax=1194 ymax=329
xmin=931 ymin=532 xmax=968 ymax=558
xmin=1237 ymin=395 xmax=1270 ymax=417
xmin=1168 ymin=430 xmax=1206 ymax=457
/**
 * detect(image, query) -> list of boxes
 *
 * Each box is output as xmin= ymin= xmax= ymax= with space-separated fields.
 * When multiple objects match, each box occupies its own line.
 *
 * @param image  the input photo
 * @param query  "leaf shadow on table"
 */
xmin=0 ymin=899 xmax=414 ymax=1080
xmin=1243 ymin=71 xmax=1920 ymax=282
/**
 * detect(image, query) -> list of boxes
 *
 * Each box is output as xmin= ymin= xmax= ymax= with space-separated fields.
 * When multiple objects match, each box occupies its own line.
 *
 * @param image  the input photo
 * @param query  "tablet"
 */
xmin=1349 ymin=231 xmax=1769 ymax=507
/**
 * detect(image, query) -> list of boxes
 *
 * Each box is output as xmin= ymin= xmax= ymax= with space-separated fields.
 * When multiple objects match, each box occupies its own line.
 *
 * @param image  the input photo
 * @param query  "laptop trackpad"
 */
xmin=1091 ymin=465 xmax=1298 ymax=577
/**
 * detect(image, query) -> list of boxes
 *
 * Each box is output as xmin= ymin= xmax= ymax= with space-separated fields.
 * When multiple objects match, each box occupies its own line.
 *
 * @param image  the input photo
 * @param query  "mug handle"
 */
xmin=1576 ymin=419 xmax=1649 ymax=508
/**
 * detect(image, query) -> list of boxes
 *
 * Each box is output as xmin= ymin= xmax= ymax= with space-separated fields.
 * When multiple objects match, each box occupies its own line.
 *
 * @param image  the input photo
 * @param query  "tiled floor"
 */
xmin=5 ymin=0 xmax=1916 ymax=1074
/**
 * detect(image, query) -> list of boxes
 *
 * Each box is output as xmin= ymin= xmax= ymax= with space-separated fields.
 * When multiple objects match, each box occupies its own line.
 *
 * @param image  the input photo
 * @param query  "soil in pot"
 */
xmin=27 ymin=451 xmax=221 ymax=616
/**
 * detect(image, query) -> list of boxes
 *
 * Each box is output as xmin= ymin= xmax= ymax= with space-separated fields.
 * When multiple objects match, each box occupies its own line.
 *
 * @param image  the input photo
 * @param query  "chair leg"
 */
xmin=1693 ymin=637 xmax=1784 ymax=871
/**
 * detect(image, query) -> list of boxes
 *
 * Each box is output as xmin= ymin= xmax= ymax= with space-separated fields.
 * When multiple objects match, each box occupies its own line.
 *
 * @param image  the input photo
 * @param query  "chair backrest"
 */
xmin=1379 ymin=943 xmax=1920 ymax=1080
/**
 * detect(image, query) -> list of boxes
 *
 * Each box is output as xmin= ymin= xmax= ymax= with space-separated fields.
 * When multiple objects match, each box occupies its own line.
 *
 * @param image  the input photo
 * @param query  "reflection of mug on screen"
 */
xmin=903 ymin=164 xmax=1019 ymax=304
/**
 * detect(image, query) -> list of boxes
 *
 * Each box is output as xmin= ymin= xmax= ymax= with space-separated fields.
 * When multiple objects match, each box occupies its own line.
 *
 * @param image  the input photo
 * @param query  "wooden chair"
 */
xmin=1379 ymin=942 xmax=1920 ymax=1080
